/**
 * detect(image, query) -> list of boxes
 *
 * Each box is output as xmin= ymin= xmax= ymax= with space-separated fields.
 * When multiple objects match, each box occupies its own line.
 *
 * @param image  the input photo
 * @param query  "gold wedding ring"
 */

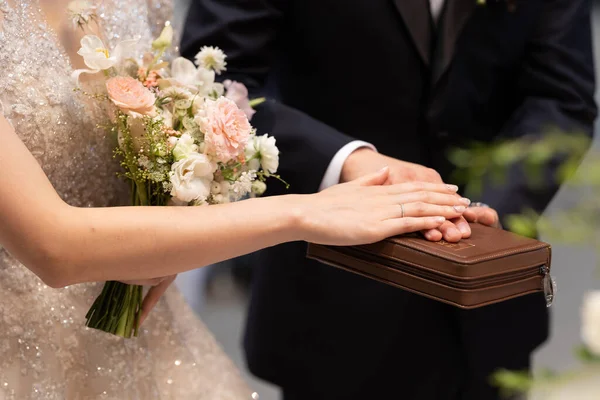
xmin=400 ymin=203 xmax=405 ymax=218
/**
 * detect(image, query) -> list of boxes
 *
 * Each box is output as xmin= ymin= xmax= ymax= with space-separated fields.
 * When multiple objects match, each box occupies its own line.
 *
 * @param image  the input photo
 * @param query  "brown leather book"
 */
xmin=307 ymin=223 xmax=555 ymax=309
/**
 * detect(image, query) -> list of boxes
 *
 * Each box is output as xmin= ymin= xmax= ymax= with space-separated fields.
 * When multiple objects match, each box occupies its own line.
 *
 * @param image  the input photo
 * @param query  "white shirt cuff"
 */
xmin=318 ymin=141 xmax=377 ymax=191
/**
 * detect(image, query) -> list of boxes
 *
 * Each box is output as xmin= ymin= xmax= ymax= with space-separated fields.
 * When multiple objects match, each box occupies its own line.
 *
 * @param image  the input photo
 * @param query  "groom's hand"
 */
xmin=463 ymin=206 xmax=502 ymax=229
xmin=341 ymin=148 xmax=471 ymax=242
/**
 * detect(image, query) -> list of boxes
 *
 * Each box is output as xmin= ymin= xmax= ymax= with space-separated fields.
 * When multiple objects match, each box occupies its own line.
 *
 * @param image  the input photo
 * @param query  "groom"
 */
xmin=181 ymin=0 xmax=596 ymax=399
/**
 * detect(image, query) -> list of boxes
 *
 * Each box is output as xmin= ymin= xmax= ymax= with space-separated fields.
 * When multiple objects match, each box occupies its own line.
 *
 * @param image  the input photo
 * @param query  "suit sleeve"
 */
xmin=478 ymin=0 xmax=597 ymax=223
xmin=180 ymin=0 xmax=354 ymax=195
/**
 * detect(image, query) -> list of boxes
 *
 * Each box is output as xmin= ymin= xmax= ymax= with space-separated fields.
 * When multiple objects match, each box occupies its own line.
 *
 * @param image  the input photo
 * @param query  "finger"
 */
xmin=462 ymin=208 xmax=479 ymax=222
xmin=451 ymin=216 xmax=471 ymax=238
xmin=389 ymin=202 xmax=467 ymax=220
xmin=395 ymin=192 xmax=470 ymax=207
xmin=438 ymin=220 xmax=463 ymax=242
xmin=385 ymin=182 xmax=460 ymax=195
xmin=352 ymin=167 xmax=390 ymax=186
xmin=422 ymin=228 xmax=443 ymax=241
xmin=463 ymin=207 xmax=501 ymax=229
xmin=139 ymin=275 xmax=177 ymax=325
xmin=381 ymin=216 xmax=447 ymax=237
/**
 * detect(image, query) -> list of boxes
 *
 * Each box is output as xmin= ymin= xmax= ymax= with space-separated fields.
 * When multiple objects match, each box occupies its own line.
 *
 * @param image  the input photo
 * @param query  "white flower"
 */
xmin=172 ymin=133 xmax=199 ymax=161
xmin=68 ymin=0 xmax=97 ymax=29
xmin=582 ymin=291 xmax=600 ymax=356
xmin=212 ymin=82 xmax=225 ymax=97
xmin=157 ymin=109 xmax=174 ymax=129
xmin=167 ymin=136 xmax=179 ymax=150
xmin=229 ymin=170 xmax=257 ymax=201
xmin=152 ymin=24 xmax=174 ymax=50
xmin=175 ymin=99 xmax=193 ymax=111
xmin=162 ymin=86 xmax=193 ymax=101
xmin=137 ymin=155 xmax=151 ymax=169
xmin=194 ymin=46 xmax=227 ymax=75
xmin=220 ymin=180 xmax=230 ymax=195
xmin=211 ymin=181 xmax=221 ymax=195
xmin=161 ymin=57 xmax=216 ymax=96
xmin=246 ymin=134 xmax=279 ymax=175
xmin=169 ymin=153 xmax=216 ymax=203
xmin=251 ymin=180 xmax=267 ymax=196
xmin=73 ymin=35 xmax=138 ymax=80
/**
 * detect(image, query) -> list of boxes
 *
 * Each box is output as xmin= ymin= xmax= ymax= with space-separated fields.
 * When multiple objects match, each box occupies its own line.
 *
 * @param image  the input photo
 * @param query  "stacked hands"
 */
xmin=130 ymin=149 xmax=500 ymax=323
xmin=331 ymin=147 xmax=501 ymax=244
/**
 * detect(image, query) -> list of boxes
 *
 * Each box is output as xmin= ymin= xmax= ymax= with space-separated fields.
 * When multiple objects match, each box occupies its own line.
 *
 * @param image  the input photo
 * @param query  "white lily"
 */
xmin=160 ymin=57 xmax=216 ymax=96
xmin=72 ymin=35 xmax=139 ymax=81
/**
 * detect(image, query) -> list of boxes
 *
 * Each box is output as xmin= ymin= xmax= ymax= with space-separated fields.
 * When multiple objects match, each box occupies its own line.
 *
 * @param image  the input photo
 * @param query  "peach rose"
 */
xmin=106 ymin=76 xmax=156 ymax=117
xmin=197 ymin=97 xmax=251 ymax=163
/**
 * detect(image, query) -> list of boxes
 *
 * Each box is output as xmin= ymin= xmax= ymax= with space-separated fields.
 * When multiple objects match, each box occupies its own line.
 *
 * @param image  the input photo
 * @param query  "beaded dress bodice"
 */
xmin=0 ymin=1 xmax=253 ymax=399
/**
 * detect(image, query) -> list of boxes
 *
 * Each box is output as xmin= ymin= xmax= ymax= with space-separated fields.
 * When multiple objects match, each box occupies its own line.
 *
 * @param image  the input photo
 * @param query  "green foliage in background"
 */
xmin=448 ymin=128 xmax=599 ymax=397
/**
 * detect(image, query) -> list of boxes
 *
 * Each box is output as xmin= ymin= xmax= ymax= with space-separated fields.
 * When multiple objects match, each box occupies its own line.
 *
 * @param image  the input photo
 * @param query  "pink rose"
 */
xmin=198 ymin=97 xmax=252 ymax=163
xmin=224 ymin=80 xmax=255 ymax=120
xmin=106 ymin=76 xmax=156 ymax=117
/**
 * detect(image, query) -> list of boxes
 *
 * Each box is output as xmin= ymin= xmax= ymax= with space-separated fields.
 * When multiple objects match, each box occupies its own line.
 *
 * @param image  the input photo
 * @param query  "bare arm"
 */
xmin=0 ymin=116 xmax=468 ymax=288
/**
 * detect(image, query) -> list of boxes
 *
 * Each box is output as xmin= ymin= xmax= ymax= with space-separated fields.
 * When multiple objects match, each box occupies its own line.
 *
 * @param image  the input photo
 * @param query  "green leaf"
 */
xmin=490 ymin=369 xmax=533 ymax=397
xmin=575 ymin=345 xmax=600 ymax=364
xmin=249 ymin=97 xmax=266 ymax=108
xmin=448 ymin=148 xmax=474 ymax=168
xmin=505 ymin=214 xmax=538 ymax=238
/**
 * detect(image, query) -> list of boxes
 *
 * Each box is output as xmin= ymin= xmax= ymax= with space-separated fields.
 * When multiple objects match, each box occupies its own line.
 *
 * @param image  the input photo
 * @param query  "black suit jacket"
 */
xmin=181 ymin=1 xmax=596 ymax=398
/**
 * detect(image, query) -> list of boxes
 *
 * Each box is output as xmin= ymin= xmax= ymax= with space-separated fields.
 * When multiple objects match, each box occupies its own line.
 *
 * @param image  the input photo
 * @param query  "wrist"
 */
xmin=268 ymin=194 xmax=310 ymax=243
xmin=340 ymin=147 xmax=380 ymax=183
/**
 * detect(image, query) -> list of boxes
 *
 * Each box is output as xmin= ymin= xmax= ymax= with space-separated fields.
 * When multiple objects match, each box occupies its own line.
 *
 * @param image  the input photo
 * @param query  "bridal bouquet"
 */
xmin=73 ymin=25 xmax=281 ymax=337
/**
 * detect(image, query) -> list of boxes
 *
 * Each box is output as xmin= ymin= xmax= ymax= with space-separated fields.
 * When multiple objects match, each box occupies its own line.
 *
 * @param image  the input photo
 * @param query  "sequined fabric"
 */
xmin=0 ymin=1 xmax=253 ymax=399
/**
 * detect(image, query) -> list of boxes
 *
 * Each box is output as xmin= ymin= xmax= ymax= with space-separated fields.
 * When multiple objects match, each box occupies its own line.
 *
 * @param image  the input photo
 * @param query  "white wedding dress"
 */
xmin=0 ymin=0 xmax=254 ymax=399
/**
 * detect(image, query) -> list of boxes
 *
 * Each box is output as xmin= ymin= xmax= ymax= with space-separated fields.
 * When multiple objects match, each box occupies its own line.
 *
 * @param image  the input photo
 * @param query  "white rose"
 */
xmin=172 ymin=133 xmax=199 ymax=161
xmin=163 ymin=57 xmax=216 ymax=96
xmin=582 ymin=291 xmax=600 ymax=356
xmin=169 ymin=153 xmax=216 ymax=203
xmin=246 ymin=134 xmax=279 ymax=175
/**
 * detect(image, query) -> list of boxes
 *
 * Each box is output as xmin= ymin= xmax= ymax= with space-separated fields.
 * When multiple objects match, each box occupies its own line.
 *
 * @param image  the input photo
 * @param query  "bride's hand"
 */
xmin=119 ymin=275 xmax=177 ymax=325
xmin=298 ymin=167 xmax=470 ymax=246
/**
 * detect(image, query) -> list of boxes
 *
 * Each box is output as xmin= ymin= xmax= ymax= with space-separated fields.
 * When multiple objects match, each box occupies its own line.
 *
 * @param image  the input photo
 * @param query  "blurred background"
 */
xmin=173 ymin=2 xmax=600 ymax=399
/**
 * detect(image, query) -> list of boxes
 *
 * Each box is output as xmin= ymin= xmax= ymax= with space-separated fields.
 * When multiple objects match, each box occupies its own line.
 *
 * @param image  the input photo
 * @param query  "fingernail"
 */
xmin=435 ymin=216 xmax=446 ymax=223
xmin=448 ymin=227 xmax=461 ymax=237
xmin=453 ymin=205 xmax=466 ymax=213
xmin=457 ymin=223 xmax=470 ymax=234
xmin=380 ymin=166 xmax=389 ymax=172
xmin=446 ymin=184 xmax=459 ymax=192
xmin=460 ymin=197 xmax=471 ymax=206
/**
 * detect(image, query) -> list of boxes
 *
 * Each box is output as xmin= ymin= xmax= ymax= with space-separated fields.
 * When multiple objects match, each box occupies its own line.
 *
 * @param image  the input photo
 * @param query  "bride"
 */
xmin=0 ymin=0 xmax=470 ymax=398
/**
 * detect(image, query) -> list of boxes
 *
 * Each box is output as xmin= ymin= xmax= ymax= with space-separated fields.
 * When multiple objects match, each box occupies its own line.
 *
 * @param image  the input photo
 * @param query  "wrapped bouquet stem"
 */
xmin=75 ymin=25 xmax=282 ymax=337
